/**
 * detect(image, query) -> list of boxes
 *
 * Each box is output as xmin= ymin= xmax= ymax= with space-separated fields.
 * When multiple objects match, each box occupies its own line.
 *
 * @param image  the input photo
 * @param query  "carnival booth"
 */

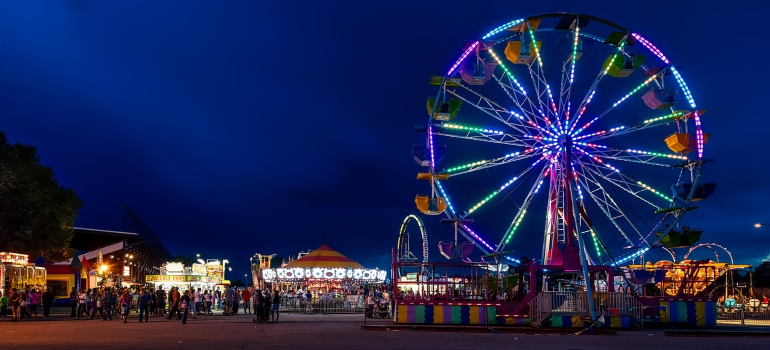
xmin=261 ymin=244 xmax=387 ymax=295
xmin=146 ymin=262 xmax=222 ymax=291
xmin=0 ymin=252 xmax=47 ymax=295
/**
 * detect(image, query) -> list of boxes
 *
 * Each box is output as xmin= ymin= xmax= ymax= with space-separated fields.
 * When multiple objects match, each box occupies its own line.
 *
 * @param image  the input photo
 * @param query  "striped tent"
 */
xmin=284 ymin=244 xmax=364 ymax=269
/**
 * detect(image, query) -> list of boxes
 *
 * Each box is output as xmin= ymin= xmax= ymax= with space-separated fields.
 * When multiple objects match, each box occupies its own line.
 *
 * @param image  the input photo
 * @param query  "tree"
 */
xmin=754 ymin=261 xmax=770 ymax=288
xmin=0 ymin=132 xmax=82 ymax=262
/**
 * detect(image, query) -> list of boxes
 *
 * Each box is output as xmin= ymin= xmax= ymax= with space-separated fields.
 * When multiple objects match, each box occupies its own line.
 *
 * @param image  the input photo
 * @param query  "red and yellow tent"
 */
xmin=284 ymin=244 xmax=364 ymax=269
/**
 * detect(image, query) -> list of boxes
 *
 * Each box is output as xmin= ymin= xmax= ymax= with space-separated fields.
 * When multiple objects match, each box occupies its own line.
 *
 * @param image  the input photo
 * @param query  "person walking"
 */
xmin=138 ymin=288 xmax=151 ymax=323
xmin=271 ymin=289 xmax=281 ymax=323
xmin=253 ymin=289 xmax=263 ymax=323
xmin=181 ymin=290 xmax=191 ymax=324
xmin=242 ymin=287 xmax=251 ymax=315
xmin=76 ymin=289 xmax=87 ymax=319
xmin=28 ymin=288 xmax=41 ymax=318
xmin=224 ymin=286 xmax=234 ymax=316
xmin=102 ymin=288 xmax=112 ymax=320
xmin=203 ymin=290 xmax=212 ymax=315
xmin=366 ymin=292 xmax=375 ymax=318
xmin=194 ymin=288 xmax=202 ymax=318
xmin=0 ymin=291 xmax=8 ymax=317
xmin=233 ymin=287 xmax=240 ymax=315
xmin=42 ymin=287 xmax=54 ymax=317
xmin=155 ymin=286 xmax=166 ymax=316
xmin=9 ymin=288 xmax=21 ymax=322
xmin=120 ymin=290 xmax=131 ymax=323
xmin=167 ymin=287 xmax=181 ymax=320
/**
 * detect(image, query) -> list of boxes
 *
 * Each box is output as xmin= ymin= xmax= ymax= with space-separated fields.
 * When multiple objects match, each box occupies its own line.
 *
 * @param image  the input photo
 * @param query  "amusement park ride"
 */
xmin=394 ymin=12 xmax=741 ymax=327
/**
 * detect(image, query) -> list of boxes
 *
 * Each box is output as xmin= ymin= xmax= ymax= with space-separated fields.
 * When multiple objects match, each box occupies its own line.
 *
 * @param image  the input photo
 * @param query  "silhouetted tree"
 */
xmin=0 ymin=132 xmax=82 ymax=262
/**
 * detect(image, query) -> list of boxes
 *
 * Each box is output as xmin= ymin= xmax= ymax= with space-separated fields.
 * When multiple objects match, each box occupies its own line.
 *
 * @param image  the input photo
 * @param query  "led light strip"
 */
xmin=435 ymin=180 xmax=455 ymax=215
xmin=612 ymin=75 xmax=657 ymax=108
xmin=446 ymin=152 xmax=521 ymax=173
xmin=443 ymin=123 xmax=504 ymax=135
xmin=488 ymin=48 xmax=526 ymax=94
xmin=631 ymin=33 xmax=669 ymax=64
xmin=448 ymin=41 xmax=479 ymax=76
xmin=570 ymin=27 xmax=580 ymax=83
xmin=670 ymin=67 xmax=695 ymax=108
xmin=482 ymin=19 xmax=525 ymax=39
xmin=503 ymin=209 xmax=527 ymax=245
xmin=636 ymin=180 xmax=675 ymax=202
xmin=611 ymin=247 xmax=649 ymax=266
xmin=428 ymin=125 xmax=436 ymax=169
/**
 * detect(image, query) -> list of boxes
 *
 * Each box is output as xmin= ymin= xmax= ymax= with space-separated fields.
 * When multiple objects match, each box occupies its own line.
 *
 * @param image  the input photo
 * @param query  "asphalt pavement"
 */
xmin=0 ymin=307 xmax=767 ymax=349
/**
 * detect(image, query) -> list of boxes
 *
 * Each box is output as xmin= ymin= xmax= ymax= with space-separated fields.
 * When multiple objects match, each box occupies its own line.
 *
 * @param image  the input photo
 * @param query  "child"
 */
xmin=0 ymin=291 xmax=7 ymax=317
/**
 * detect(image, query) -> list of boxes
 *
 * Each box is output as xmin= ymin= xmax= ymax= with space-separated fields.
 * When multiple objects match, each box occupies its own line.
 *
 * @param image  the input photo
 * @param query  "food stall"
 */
xmin=1 ymin=252 xmax=47 ymax=295
xmin=146 ymin=262 xmax=221 ymax=291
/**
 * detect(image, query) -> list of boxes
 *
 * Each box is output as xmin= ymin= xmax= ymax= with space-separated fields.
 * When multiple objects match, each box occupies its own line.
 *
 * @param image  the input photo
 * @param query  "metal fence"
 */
xmin=529 ymin=291 xmax=643 ymax=325
xmin=718 ymin=305 xmax=770 ymax=325
xmin=279 ymin=297 xmax=366 ymax=314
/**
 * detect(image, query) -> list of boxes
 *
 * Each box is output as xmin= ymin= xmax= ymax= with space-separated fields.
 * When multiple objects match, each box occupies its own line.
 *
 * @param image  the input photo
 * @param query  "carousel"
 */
xmin=261 ymin=244 xmax=386 ymax=294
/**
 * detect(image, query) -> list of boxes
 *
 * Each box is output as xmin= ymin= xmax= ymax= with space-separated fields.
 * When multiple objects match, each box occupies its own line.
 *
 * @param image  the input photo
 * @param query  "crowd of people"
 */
xmin=0 ymin=284 xmax=286 ymax=324
xmin=0 ymin=283 xmax=396 ymax=323
xmin=0 ymin=286 xmax=56 ymax=321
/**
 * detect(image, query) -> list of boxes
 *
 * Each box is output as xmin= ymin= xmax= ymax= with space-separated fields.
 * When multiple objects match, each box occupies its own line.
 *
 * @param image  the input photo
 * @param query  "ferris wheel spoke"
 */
xmin=576 ymin=67 xmax=670 ymax=134
xmin=434 ymin=131 xmax=536 ymax=148
xmin=576 ymin=111 xmax=686 ymax=143
xmin=463 ymin=156 xmax=546 ymax=216
xmin=438 ymin=121 xmax=538 ymax=145
xmin=496 ymin=166 xmax=548 ymax=252
xmin=556 ymin=24 xmax=582 ymax=126
xmin=567 ymin=39 xmax=627 ymax=135
xmin=577 ymin=145 xmax=687 ymax=168
xmin=444 ymin=151 xmax=542 ymax=176
xmin=448 ymin=85 xmax=539 ymax=135
xmin=577 ymin=158 xmax=669 ymax=209
xmin=575 ymin=163 xmax=648 ymax=247
xmin=485 ymin=46 xmax=539 ymax=118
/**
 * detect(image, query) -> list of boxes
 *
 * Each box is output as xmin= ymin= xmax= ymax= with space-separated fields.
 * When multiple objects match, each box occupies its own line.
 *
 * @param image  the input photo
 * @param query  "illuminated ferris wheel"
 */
xmin=413 ymin=13 xmax=714 ymax=268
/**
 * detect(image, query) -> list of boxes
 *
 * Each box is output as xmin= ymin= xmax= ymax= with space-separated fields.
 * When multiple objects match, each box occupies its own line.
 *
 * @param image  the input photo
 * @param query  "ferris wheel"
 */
xmin=413 ymin=13 xmax=714 ymax=269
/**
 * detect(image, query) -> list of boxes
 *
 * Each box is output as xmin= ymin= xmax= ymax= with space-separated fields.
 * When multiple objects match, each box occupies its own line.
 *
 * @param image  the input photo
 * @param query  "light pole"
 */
xmin=222 ymin=259 xmax=229 ymax=281
xmin=755 ymin=223 xmax=770 ymax=228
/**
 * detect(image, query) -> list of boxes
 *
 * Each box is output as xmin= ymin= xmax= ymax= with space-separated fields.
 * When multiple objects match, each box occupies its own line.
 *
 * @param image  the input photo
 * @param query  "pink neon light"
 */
xmin=693 ymin=111 xmax=704 ymax=159
xmin=631 ymin=33 xmax=669 ymax=64
xmin=448 ymin=41 xmax=479 ymax=76
xmin=461 ymin=224 xmax=495 ymax=251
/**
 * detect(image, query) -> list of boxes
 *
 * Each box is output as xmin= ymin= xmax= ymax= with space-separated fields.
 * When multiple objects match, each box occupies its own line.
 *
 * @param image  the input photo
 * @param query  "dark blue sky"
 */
xmin=1 ymin=0 xmax=767 ymax=281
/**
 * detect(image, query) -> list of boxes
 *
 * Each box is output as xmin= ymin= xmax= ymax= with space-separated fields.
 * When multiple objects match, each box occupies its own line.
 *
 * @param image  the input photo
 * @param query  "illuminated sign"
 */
xmin=191 ymin=264 xmax=207 ymax=276
xmin=262 ymin=268 xmax=386 ymax=283
xmin=164 ymin=262 xmax=185 ymax=274
xmin=0 ymin=252 xmax=29 ymax=264
xmin=146 ymin=275 xmax=187 ymax=283
xmin=123 ymin=266 xmax=131 ymax=277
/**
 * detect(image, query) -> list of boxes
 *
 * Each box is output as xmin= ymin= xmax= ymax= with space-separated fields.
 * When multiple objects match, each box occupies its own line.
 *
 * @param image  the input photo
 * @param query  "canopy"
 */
xmin=284 ymin=244 xmax=364 ymax=269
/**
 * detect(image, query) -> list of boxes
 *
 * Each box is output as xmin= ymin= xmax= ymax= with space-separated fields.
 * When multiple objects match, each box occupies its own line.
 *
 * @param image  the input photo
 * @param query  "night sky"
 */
xmin=1 ymin=0 xmax=768 ymax=281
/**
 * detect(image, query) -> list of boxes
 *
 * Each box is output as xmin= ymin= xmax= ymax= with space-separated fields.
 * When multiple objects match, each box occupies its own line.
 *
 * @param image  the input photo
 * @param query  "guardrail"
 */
xmin=718 ymin=305 xmax=770 ymax=325
xmin=279 ymin=297 xmax=366 ymax=314
xmin=528 ymin=291 xmax=644 ymax=326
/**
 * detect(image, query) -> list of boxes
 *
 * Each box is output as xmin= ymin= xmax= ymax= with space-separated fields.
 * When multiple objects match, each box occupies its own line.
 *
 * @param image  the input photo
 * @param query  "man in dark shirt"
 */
xmin=139 ymin=288 xmax=152 ymax=322
xmin=69 ymin=287 xmax=77 ymax=318
xmin=42 ymin=287 xmax=55 ymax=317
xmin=155 ymin=286 xmax=166 ymax=316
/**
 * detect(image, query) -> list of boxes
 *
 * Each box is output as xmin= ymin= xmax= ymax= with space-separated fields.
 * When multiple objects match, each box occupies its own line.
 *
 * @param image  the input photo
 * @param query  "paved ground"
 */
xmin=0 ymin=308 xmax=768 ymax=349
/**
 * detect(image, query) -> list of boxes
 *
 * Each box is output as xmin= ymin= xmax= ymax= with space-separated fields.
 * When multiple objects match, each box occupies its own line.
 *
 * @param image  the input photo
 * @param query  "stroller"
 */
xmin=374 ymin=300 xmax=390 ymax=318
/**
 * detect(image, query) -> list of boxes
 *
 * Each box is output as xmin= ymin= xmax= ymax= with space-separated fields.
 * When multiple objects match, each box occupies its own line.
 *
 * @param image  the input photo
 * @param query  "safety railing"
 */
xmin=718 ymin=304 xmax=770 ymax=325
xmin=528 ymin=291 xmax=644 ymax=326
xmin=278 ymin=297 xmax=366 ymax=314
